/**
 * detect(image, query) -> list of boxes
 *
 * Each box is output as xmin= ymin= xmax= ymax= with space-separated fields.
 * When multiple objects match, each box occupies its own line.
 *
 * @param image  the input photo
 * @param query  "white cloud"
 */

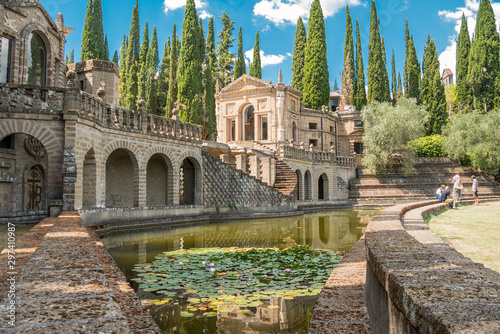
xmin=253 ymin=0 xmax=362 ymax=26
xmin=438 ymin=0 xmax=500 ymax=80
xmin=163 ymin=0 xmax=211 ymax=18
xmin=245 ymin=48 xmax=288 ymax=67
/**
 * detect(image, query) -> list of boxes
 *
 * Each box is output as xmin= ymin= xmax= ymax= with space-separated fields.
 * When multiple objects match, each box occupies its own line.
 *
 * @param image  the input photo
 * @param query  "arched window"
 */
xmin=243 ymin=105 xmax=255 ymax=141
xmin=27 ymin=32 xmax=46 ymax=85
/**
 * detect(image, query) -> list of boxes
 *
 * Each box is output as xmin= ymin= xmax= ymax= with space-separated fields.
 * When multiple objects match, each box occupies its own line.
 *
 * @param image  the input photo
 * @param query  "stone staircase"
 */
xmin=273 ymin=159 xmax=298 ymax=197
xmin=349 ymin=158 xmax=500 ymax=203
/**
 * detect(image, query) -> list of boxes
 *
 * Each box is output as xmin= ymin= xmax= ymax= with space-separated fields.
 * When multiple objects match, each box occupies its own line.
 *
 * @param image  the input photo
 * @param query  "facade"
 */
xmin=441 ymin=68 xmax=453 ymax=87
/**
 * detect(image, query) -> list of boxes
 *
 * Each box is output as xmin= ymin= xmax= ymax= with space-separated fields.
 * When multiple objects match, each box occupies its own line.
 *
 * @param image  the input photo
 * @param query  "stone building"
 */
xmin=441 ymin=68 xmax=453 ymax=87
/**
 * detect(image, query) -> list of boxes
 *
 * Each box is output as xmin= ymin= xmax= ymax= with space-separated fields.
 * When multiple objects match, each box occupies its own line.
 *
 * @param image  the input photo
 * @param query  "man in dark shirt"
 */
xmin=441 ymin=186 xmax=453 ymax=208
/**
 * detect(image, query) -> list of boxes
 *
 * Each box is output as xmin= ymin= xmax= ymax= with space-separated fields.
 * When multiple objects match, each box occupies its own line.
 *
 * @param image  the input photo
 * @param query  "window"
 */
xmin=291 ymin=100 xmax=296 ymax=112
xmin=1 ymin=37 xmax=13 ymax=83
xmin=309 ymin=139 xmax=317 ymax=147
xmin=261 ymin=116 xmax=268 ymax=140
xmin=230 ymin=119 xmax=236 ymax=141
xmin=27 ymin=32 xmax=47 ymax=85
xmin=308 ymin=123 xmax=317 ymax=130
xmin=354 ymin=120 xmax=364 ymax=127
xmin=80 ymin=80 xmax=84 ymax=91
xmin=330 ymin=98 xmax=339 ymax=112
xmin=329 ymin=126 xmax=334 ymax=133
xmin=354 ymin=142 xmax=364 ymax=154
xmin=0 ymin=135 xmax=14 ymax=150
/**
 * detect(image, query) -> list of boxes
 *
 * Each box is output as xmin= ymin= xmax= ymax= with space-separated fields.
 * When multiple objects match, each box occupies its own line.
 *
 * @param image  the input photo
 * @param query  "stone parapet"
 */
xmin=364 ymin=200 xmax=500 ymax=333
xmin=278 ymin=144 xmax=355 ymax=167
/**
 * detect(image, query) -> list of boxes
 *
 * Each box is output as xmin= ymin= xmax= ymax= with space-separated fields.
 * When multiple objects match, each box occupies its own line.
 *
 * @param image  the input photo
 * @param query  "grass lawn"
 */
xmin=0 ymin=223 xmax=35 ymax=250
xmin=427 ymin=201 xmax=500 ymax=273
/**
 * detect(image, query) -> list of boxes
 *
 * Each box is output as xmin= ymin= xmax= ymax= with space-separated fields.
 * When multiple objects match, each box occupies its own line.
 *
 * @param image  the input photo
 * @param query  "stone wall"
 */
xmin=203 ymin=153 xmax=291 ymax=208
xmin=364 ymin=200 xmax=500 ymax=333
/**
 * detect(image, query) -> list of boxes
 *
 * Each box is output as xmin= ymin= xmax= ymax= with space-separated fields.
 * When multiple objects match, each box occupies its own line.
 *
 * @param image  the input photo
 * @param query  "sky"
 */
xmin=39 ymin=0 xmax=500 ymax=90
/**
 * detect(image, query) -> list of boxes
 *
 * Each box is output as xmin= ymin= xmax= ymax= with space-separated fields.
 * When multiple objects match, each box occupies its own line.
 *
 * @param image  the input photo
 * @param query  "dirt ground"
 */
xmin=427 ymin=201 xmax=500 ymax=273
xmin=0 ymin=223 xmax=36 ymax=250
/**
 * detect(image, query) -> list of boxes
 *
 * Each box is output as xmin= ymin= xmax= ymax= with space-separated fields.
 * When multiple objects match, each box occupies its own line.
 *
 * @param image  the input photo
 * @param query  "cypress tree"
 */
xmin=112 ymin=50 xmax=119 ymax=65
xmin=302 ymin=0 xmax=330 ymax=109
xmin=157 ymin=38 xmax=170 ymax=112
xmin=65 ymin=55 xmax=68 ymax=64
xmin=234 ymin=26 xmax=246 ymax=80
xmin=333 ymin=79 xmax=339 ymax=91
xmin=355 ymin=18 xmax=367 ymax=110
xmin=342 ymin=5 xmax=356 ymax=105
xmin=104 ymin=35 xmax=109 ymax=61
xmin=93 ymin=0 xmax=105 ymax=59
xmin=291 ymin=16 xmax=307 ymax=92
xmin=166 ymin=25 xmax=178 ymax=117
xmin=177 ymin=0 xmax=202 ymax=123
xmin=249 ymin=30 xmax=262 ymax=78
xmin=145 ymin=26 xmax=159 ymax=114
xmin=124 ymin=0 xmax=141 ymax=109
xmin=397 ymin=72 xmax=403 ymax=97
xmin=119 ymin=34 xmax=128 ymax=106
xmin=367 ymin=0 xmax=389 ymax=103
xmin=468 ymin=0 xmax=499 ymax=111
xmin=204 ymin=57 xmax=216 ymax=139
xmin=456 ymin=14 xmax=472 ymax=108
xmin=81 ymin=0 xmax=94 ymax=61
xmin=381 ymin=37 xmax=391 ymax=101
xmin=68 ymin=49 xmax=74 ymax=64
xmin=207 ymin=17 xmax=218 ymax=82
xmin=199 ymin=18 xmax=206 ymax=66
xmin=217 ymin=12 xmax=235 ymax=87
xmin=138 ymin=21 xmax=150 ymax=100
xmin=404 ymin=20 xmax=420 ymax=100
xmin=391 ymin=50 xmax=396 ymax=98
xmin=421 ymin=35 xmax=447 ymax=134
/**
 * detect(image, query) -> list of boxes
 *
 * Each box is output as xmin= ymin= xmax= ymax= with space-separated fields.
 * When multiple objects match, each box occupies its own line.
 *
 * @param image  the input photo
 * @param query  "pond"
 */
xmin=100 ymin=208 xmax=379 ymax=334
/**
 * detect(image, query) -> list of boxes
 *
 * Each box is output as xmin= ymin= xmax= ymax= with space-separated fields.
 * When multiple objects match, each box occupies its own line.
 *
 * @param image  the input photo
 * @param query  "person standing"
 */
xmin=453 ymin=178 xmax=463 ymax=209
xmin=471 ymin=175 xmax=479 ymax=205
xmin=452 ymin=171 xmax=460 ymax=183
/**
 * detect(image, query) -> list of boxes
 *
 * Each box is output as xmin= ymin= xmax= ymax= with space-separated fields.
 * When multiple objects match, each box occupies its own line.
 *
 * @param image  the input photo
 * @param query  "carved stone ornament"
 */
xmin=25 ymin=136 xmax=46 ymax=159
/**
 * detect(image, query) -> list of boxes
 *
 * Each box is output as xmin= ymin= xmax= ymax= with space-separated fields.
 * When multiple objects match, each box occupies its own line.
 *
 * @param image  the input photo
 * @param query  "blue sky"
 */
xmin=40 ymin=0 xmax=500 ymax=89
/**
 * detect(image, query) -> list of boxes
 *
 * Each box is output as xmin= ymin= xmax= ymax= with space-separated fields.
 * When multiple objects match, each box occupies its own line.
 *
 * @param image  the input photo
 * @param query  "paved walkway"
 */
xmin=0 ymin=212 xmax=160 ymax=333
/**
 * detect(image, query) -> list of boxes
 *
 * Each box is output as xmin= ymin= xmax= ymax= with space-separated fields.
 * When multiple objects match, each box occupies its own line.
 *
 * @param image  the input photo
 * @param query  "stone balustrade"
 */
xmin=0 ymin=83 xmax=65 ymax=113
xmin=0 ymin=83 xmax=202 ymax=143
xmin=278 ymin=144 xmax=355 ymax=166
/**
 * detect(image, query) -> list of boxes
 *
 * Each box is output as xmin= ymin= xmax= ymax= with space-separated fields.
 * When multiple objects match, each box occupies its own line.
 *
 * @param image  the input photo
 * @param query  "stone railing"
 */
xmin=1 ymin=83 xmax=202 ymax=143
xmin=278 ymin=144 xmax=355 ymax=166
xmin=0 ymin=83 xmax=65 ymax=114
xmin=365 ymin=200 xmax=500 ymax=333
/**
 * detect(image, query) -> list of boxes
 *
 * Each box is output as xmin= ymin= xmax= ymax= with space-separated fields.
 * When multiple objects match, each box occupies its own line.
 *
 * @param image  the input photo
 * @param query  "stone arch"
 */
xmin=295 ymin=169 xmax=302 ymax=201
xmin=82 ymin=148 xmax=97 ymax=209
xmin=318 ymin=173 xmax=329 ymax=200
xmin=146 ymin=153 xmax=174 ymax=206
xmin=304 ymin=170 xmax=312 ymax=201
xmin=179 ymin=156 xmax=202 ymax=205
xmin=242 ymin=104 xmax=255 ymax=141
xmin=105 ymin=148 xmax=139 ymax=207
xmin=18 ymin=22 xmax=53 ymax=86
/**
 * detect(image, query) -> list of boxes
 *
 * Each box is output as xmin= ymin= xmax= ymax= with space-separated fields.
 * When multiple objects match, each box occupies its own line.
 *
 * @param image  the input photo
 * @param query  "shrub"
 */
xmin=407 ymin=135 xmax=444 ymax=157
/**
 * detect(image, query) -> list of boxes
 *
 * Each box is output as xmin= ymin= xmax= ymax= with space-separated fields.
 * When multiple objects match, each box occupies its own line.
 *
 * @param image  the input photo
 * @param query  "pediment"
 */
xmin=220 ymin=74 xmax=273 ymax=94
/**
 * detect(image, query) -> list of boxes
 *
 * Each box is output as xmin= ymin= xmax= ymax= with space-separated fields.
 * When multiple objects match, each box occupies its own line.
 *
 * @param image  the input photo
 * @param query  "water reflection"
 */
xmin=100 ymin=209 xmax=378 ymax=333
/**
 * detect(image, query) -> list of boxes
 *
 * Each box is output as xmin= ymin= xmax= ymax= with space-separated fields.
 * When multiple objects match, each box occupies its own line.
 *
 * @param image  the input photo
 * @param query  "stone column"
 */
xmin=260 ymin=157 xmax=271 ymax=185
xmin=249 ymin=156 xmax=261 ymax=180
xmin=220 ymin=154 xmax=230 ymax=164
xmin=236 ymin=154 xmax=247 ymax=173
xmin=276 ymin=87 xmax=285 ymax=141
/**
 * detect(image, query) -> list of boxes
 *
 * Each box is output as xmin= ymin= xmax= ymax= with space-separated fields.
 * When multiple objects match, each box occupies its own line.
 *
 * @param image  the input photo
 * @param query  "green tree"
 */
xmin=302 ymin=0 xmax=330 ymax=109
xmin=124 ymin=0 xmax=141 ymax=109
xmin=217 ymin=12 xmax=235 ymax=87
xmin=177 ymin=0 xmax=202 ymax=123
xmin=249 ymin=30 xmax=262 ymax=78
xmin=157 ymin=38 xmax=170 ymax=112
xmin=391 ymin=50 xmax=396 ymax=98
xmin=291 ymin=17 xmax=307 ymax=92
xmin=381 ymin=37 xmax=391 ymax=101
xmin=104 ymin=35 xmax=109 ymax=61
xmin=404 ymin=20 xmax=420 ymax=100
xmin=81 ymin=0 xmax=95 ymax=61
xmin=355 ymin=18 xmax=367 ymax=110
xmin=234 ymin=26 xmax=246 ymax=80
xmin=367 ymin=0 xmax=389 ymax=103
xmin=67 ymin=49 xmax=74 ymax=64
xmin=362 ymin=98 xmax=429 ymax=174
xmin=207 ymin=17 xmax=218 ymax=81
xmin=204 ymin=57 xmax=216 ymax=139
xmin=397 ymin=72 xmax=403 ymax=97
xmin=420 ymin=35 xmax=447 ymax=135
xmin=93 ymin=0 xmax=105 ymax=59
xmin=112 ymin=50 xmax=119 ymax=65
xmin=333 ymin=79 xmax=339 ymax=91
xmin=468 ymin=0 xmax=499 ymax=112
xmin=138 ymin=21 xmax=150 ymax=100
xmin=166 ymin=25 xmax=178 ymax=117
xmin=145 ymin=26 xmax=159 ymax=114
xmin=342 ymin=5 xmax=356 ymax=105
xmin=443 ymin=110 xmax=500 ymax=174
xmin=456 ymin=14 xmax=472 ymax=109
xmin=119 ymin=34 xmax=128 ymax=106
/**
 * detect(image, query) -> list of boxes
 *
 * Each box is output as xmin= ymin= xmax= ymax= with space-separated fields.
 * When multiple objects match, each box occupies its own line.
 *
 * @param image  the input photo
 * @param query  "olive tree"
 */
xmin=362 ymin=98 xmax=429 ymax=174
xmin=442 ymin=110 xmax=500 ymax=174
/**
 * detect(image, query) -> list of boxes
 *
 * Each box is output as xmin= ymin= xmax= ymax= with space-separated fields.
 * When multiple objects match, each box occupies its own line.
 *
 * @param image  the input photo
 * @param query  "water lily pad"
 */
xmin=180 ymin=311 xmax=194 ymax=317
xmin=203 ymin=312 xmax=217 ymax=317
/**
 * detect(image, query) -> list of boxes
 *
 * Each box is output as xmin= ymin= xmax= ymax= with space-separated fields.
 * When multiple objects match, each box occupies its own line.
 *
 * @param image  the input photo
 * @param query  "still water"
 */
xmin=100 ymin=209 xmax=379 ymax=333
